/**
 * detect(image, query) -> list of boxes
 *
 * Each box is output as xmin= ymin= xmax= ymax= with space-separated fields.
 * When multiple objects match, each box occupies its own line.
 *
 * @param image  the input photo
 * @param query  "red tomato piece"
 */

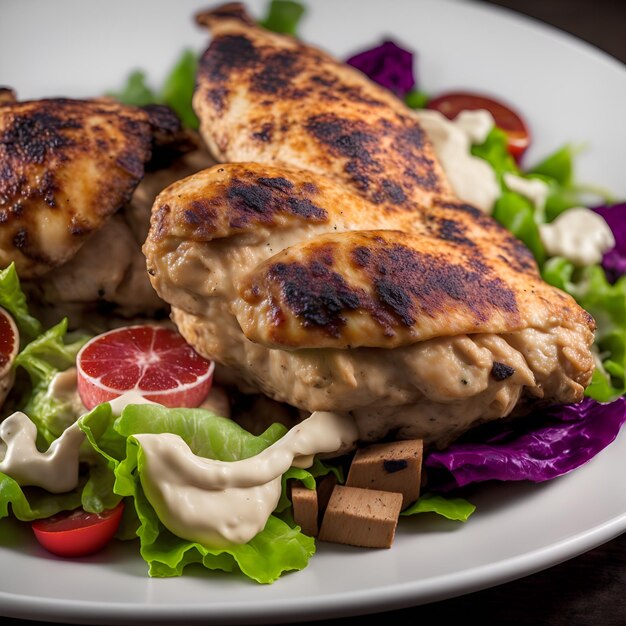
xmin=426 ymin=91 xmax=531 ymax=161
xmin=31 ymin=501 xmax=125 ymax=558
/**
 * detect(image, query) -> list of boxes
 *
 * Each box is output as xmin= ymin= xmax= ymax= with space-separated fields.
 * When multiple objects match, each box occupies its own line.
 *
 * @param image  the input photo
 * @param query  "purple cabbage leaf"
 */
xmin=592 ymin=202 xmax=626 ymax=283
xmin=425 ymin=397 xmax=626 ymax=492
xmin=346 ymin=40 xmax=415 ymax=97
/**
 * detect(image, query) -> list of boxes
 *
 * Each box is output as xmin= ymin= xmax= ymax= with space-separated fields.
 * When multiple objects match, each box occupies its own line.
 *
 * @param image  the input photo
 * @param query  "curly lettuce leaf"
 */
xmin=0 ymin=473 xmax=82 ymax=522
xmin=107 ymin=50 xmax=199 ymax=130
xmin=0 ymin=263 xmax=42 ymax=345
xmin=80 ymin=403 xmax=316 ymax=583
xmin=425 ymin=397 xmax=626 ymax=491
xmin=542 ymin=258 xmax=626 ymax=400
xmin=13 ymin=319 xmax=89 ymax=445
xmin=401 ymin=493 xmax=475 ymax=521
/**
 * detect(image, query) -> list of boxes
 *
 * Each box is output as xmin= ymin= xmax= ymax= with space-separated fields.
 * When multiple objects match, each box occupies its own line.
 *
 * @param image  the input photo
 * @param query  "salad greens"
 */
xmin=107 ymin=50 xmax=199 ymax=130
xmin=260 ymin=0 xmax=306 ymax=36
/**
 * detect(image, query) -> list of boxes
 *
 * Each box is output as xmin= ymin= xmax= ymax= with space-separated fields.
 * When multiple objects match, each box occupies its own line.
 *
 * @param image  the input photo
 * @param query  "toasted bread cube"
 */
xmin=318 ymin=485 xmax=403 ymax=548
xmin=291 ymin=483 xmax=319 ymax=536
xmin=291 ymin=474 xmax=338 ymax=537
xmin=346 ymin=439 xmax=423 ymax=508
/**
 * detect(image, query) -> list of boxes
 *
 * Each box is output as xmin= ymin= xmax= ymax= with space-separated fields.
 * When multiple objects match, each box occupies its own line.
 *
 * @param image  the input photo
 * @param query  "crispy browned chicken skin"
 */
xmin=0 ymin=92 xmax=206 ymax=328
xmin=144 ymin=4 xmax=596 ymax=448
xmin=193 ymin=3 xmax=452 ymax=214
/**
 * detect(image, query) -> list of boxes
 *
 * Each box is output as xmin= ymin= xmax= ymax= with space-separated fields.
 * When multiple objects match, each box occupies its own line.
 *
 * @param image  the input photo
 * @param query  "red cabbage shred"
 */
xmin=425 ymin=397 xmax=626 ymax=491
xmin=592 ymin=202 xmax=626 ymax=283
xmin=346 ymin=40 xmax=415 ymax=97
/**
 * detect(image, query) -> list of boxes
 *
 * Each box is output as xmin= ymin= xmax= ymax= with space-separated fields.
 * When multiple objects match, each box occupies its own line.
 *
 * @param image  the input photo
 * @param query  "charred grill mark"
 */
xmin=499 ymin=237 xmax=537 ymax=273
xmin=153 ymin=203 xmax=171 ymax=239
xmin=267 ymin=237 xmax=519 ymax=338
xmin=305 ymin=113 xmax=444 ymax=208
xmin=207 ymin=87 xmax=229 ymax=113
xmin=439 ymin=200 xmax=485 ymax=222
xmin=200 ymin=34 xmax=259 ymax=83
xmin=252 ymin=122 xmax=273 ymax=142
xmin=374 ymin=278 xmax=414 ymax=325
xmin=491 ymin=362 xmax=515 ymax=381
xmin=173 ymin=174 xmax=328 ymax=238
xmin=352 ymin=239 xmax=518 ymax=326
xmin=268 ymin=258 xmax=362 ymax=337
xmin=310 ymin=74 xmax=385 ymax=105
xmin=435 ymin=218 xmax=475 ymax=246
xmin=372 ymin=179 xmax=406 ymax=205
xmin=182 ymin=198 xmax=220 ymax=237
xmin=0 ymin=110 xmax=78 ymax=164
xmin=251 ymin=50 xmax=303 ymax=96
xmin=257 ymin=176 xmax=293 ymax=192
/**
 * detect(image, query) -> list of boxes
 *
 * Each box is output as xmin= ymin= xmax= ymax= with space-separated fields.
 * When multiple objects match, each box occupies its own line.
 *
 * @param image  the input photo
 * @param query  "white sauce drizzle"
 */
xmin=134 ymin=411 xmax=359 ymax=546
xmin=503 ymin=172 xmax=550 ymax=221
xmin=414 ymin=108 xmax=500 ymax=213
xmin=538 ymin=206 xmax=615 ymax=266
xmin=0 ymin=413 xmax=83 ymax=493
xmin=0 ymin=388 xmax=155 ymax=493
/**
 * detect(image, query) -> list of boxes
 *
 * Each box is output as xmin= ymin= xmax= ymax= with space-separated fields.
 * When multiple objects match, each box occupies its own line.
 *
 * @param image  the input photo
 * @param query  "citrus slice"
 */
xmin=76 ymin=325 xmax=215 ymax=410
xmin=0 ymin=306 xmax=19 ymax=406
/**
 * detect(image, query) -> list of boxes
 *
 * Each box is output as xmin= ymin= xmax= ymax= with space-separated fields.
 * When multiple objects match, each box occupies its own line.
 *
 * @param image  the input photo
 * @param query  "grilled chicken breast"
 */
xmin=144 ymin=163 xmax=595 ymax=448
xmin=0 ymin=92 xmax=204 ymax=328
xmin=144 ymin=3 xmax=596 ymax=448
xmin=193 ymin=3 xmax=452 ymax=214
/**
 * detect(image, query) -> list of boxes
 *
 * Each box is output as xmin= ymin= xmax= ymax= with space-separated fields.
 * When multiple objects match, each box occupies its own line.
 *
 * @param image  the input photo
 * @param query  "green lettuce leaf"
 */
xmin=13 ymin=319 xmax=89 ymax=445
xmin=80 ymin=403 xmax=316 ymax=583
xmin=401 ymin=492 xmax=476 ymax=521
xmin=159 ymin=50 xmax=199 ymax=130
xmin=260 ymin=0 xmax=306 ymax=35
xmin=0 ymin=473 xmax=82 ymax=522
xmin=471 ymin=126 xmax=519 ymax=183
xmin=542 ymin=257 xmax=626 ymax=400
xmin=0 ymin=263 xmax=42 ymax=345
xmin=106 ymin=50 xmax=199 ymax=130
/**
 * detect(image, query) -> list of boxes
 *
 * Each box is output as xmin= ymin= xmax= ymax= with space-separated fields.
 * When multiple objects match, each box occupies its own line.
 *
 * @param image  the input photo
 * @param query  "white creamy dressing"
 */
xmin=0 ymin=413 xmax=84 ymax=493
xmin=0 ymin=389 xmax=154 ymax=493
xmin=503 ymin=172 xmax=550 ymax=221
xmin=1 ymin=367 xmax=358 ymax=547
xmin=502 ymin=172 xmax=615 ymax=267
xmin=539 ymin=207 xmax=615 ymax=266
xmin=414 ymin=108 xmax=500 ymax=213
xmin=134 ymin=411 xmax=358 ymax=546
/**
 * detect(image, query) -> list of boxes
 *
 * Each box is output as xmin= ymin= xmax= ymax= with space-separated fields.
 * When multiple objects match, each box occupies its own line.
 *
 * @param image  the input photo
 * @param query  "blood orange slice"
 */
xmin=76 ymin=325 xmax=215 ymax=410
xmin=0 ymin=306 xmax=19 ymax=405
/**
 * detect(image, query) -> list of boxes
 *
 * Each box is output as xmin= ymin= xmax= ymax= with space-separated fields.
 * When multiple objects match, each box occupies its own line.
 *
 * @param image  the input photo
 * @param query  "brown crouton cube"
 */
xmin=291 ymin=483 xmax=318 ymax=537
xmin=346 ymin=439 xmax=423 ymax=508
xmin=318 ymin=485 xmax=403 ymax=548
xmin=291 ymin=473 xmax=338 ymax=537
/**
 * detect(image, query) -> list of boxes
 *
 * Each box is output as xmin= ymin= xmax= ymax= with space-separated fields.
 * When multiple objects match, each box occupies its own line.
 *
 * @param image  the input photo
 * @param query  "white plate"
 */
xmin=1 ymin=0 xmax=625 ymax=624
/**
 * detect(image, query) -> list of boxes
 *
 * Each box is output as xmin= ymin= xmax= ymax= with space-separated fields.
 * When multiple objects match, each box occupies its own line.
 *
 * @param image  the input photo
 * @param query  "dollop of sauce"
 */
xmin=539 ymin=207 xmax=615 ymax=266
xmin=415 ymin=108 xmax=500 ymax=213
xmin=0 ymin=388 xmax=154 ymax=493
xmin=134 ymin=411 xmax=359 ymax=546
xmin=503 ymin=172 xmax=550 ymax=221
xmin=0 ymin=413 xmax=84 ymax=493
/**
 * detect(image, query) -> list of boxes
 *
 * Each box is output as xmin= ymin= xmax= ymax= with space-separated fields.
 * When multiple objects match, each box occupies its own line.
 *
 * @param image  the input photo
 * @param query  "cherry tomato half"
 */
xmin=426 ymin=91 xmax=531 ymax=162
xmin=31 ymin=500 xmax=125 ymax=558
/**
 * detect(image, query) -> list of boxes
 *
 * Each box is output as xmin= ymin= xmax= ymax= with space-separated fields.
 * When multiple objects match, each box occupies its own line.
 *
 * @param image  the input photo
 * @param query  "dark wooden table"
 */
xmin=4 ymin=1 xmax=625 ymax=625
